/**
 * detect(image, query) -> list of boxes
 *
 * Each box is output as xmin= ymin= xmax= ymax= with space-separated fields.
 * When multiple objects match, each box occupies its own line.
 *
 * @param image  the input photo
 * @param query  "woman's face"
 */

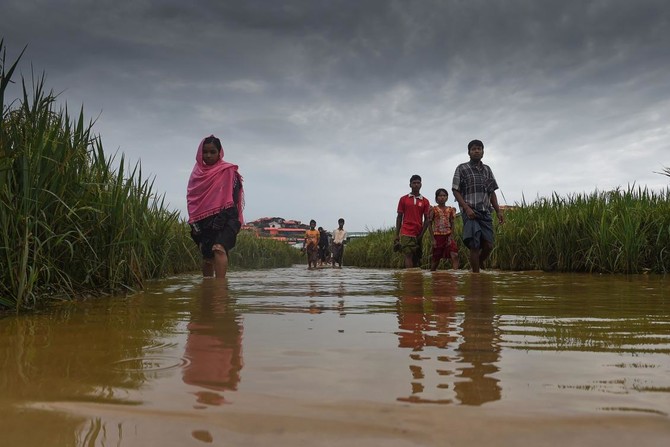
xmin=202 ymin=142 xmax=220 ymax=165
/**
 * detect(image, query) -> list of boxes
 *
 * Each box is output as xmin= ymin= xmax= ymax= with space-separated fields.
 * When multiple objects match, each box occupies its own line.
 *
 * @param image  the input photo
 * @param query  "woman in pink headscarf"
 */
xmin=187 ymin=135 xmax=244 ymax=278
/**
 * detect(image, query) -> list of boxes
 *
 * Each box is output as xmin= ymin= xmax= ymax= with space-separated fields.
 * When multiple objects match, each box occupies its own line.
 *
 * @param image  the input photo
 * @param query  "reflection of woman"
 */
xmin=454 ymin=274 xmax=501 ymax=405
xmin=182 ymin=281 xmax=243 ymax=406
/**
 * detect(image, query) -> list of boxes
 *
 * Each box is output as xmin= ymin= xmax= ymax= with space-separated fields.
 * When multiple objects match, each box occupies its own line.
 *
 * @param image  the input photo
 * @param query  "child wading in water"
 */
xmin=428 ymin=188 xmax=459 ymax=271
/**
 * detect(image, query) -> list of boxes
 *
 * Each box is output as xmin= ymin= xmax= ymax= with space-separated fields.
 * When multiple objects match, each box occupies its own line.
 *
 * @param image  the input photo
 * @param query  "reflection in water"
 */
xmin=191 ymin=429 xmax=214 ymax=443
xmin=1 ymin=268 xmax=670 ymax=445
xmin=395 ymin=271 xmax=457 ymax=404
xmin=455 ymin=274 xmax=501 ymax=405
xmin=336 ymin=280 xmax=346 ymax=316
xmin=395 ymin=270 xmax=427 ymax=351
xmin=182 ymin=280 xmax=244 ymax=407
xmin=78 ymin=418 xmax=105 ymax=446
xmin=395 ymin=271 xmax=501 ymax=405
xmin=427 ymin=272 xmax=458 ymax=350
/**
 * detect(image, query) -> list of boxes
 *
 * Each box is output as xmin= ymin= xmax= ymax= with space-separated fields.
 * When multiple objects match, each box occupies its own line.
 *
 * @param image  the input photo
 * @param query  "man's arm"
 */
xmin=490 ymin=191 xmax=504 ymax=224
xmin=395 ymin=212 xmax=403 ymax=241
xmin=420 ymin=204 xmax=430 ymax=238
xmin=453 ymin=189 xmax=475 ymax=219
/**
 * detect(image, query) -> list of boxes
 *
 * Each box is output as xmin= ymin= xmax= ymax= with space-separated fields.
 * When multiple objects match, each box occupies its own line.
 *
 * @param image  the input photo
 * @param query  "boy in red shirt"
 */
xmin=394 ymin=175 xmax=430 ymax=268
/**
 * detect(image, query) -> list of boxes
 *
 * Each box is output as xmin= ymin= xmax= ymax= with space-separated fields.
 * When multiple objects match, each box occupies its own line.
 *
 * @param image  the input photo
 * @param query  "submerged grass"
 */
xmin=0 ymin=41 xmax=298 ymax=311
xmin=347 ymin=187 xmax=670 ymax=274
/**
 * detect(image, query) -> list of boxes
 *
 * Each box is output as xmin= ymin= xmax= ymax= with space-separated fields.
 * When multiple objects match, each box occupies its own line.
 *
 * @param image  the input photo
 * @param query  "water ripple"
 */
xmin=112 ymin=356 xmax=190 ymax=372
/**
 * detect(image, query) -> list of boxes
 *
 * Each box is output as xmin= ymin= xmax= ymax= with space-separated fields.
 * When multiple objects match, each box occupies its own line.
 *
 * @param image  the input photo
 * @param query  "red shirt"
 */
xmin=397 ymin=194 xmax=430 ymax=237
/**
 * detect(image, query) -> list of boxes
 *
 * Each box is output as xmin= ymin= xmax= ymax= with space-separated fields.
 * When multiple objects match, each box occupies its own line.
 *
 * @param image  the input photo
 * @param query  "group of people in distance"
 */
xmin=302 ymin=218 xmax=347 ymax=270
xmin=185 ymin=135 xmax=503 ymax=279
xmin=394 ymin=139 xmax=504 ymax=273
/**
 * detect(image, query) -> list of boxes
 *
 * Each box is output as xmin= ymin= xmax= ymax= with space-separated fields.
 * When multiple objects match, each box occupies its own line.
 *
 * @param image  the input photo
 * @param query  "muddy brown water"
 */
xmin=1 ymin=266 xmax=669 ymax=446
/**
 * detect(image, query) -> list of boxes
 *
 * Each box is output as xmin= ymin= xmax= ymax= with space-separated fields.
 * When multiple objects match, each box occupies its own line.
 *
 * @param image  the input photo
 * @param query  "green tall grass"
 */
xmin=343 ymin=229 xmax=405 ymax=269
xmin=1 ymin=44 xmax=198 ymax=310
xmin=494 ymin=187 xmax=670 ymax=273
xmin=228 ymin=231 xmax=303 ymax=270
xmin=344 ymin=225 xmax=467 ymax=270
xmin=0 ymin=41 xmax=303 ymax=311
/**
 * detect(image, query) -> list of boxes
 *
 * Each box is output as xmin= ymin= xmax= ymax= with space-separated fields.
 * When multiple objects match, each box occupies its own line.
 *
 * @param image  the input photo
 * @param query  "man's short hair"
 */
xmin=467 ymin=139 xmax=484 ymax=151
xmin=410 ymin=174 xmax=422 ymax=183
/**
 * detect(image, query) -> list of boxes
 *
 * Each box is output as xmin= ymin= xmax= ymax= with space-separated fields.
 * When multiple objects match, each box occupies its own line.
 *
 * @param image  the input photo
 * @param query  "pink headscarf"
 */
xmin=187 ymin=136 xmax=244 ymax=224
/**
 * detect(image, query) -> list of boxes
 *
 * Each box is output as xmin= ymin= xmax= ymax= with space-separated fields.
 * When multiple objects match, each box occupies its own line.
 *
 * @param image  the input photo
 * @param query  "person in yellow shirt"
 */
xmin=304 ymin=219 xmax=320 ymax=270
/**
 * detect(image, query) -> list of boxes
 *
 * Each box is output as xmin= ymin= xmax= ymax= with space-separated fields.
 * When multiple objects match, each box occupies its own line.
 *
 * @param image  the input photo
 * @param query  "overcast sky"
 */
xmin=3 ymin=0 xmax=669 ymax=231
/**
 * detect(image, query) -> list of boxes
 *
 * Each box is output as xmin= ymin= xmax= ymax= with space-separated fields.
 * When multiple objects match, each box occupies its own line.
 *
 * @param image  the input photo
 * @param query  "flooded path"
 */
xmin=1 ymin=266 xmax=670 ymax=446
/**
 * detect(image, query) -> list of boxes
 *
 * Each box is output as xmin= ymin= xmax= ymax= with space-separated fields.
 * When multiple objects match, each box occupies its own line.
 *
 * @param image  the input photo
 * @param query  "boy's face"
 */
xmin=468 ymin=145 xmax=484 ymax=162
xmin=338 ymin=220 xmax=344 ymax=228
xmin=310 ymin=221 xmax=316 ymax=229
xmin=436 ymin=191 xmax=448 ymax=205
xmin=202 ymin=142 xmax=220 ymax=165
xmin=410 ymin=179 xmax=422 ymax=195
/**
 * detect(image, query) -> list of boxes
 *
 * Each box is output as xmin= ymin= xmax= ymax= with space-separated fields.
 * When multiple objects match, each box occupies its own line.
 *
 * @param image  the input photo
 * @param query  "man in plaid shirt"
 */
xmin=452 ymin=139 xmax=504 ymax=272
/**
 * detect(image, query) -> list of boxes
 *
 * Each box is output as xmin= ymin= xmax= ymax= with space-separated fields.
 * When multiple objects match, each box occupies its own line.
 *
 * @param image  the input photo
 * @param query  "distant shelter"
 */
xmin=243 ymin=217 xmax=311 ymax=248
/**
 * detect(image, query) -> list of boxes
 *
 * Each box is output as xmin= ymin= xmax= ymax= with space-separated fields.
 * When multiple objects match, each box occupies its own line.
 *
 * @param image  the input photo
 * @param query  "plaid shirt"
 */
xmin=452 ymin=161 xmax=499 ymax=213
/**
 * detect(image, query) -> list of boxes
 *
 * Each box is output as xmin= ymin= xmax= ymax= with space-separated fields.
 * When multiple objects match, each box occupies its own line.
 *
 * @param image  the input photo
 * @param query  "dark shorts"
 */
xmin=461 ymin=211 xmax=494 ymax=250
xmin=432 ymin=234 xmax=458 ymax=262
xmin=400 ymin=235 xmax=420 ymax=256
xmin=191 ymin=211 xmax=241 ymax=259
xmin=198 ymin=223 xmax=240 ymax=259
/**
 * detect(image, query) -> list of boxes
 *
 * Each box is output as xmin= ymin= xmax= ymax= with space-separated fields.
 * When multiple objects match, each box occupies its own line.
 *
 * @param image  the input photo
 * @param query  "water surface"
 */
xmin=1 ymin=266 xmax=669 ymax=446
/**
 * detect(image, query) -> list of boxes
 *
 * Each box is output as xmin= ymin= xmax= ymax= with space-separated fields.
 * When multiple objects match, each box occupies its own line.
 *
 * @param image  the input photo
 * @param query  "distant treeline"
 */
xmin=345 ymin=187 xmax=670 ymax=274
xmin=0 ymin=40 xmax=299 ymax=312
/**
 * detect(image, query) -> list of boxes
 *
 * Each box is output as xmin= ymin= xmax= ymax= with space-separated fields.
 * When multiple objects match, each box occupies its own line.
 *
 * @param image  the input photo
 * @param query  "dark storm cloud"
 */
xmin=8 ymin=0 xmax=667 ymax=113
xmin=7 ymin=1 xmax=669 ymax=81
